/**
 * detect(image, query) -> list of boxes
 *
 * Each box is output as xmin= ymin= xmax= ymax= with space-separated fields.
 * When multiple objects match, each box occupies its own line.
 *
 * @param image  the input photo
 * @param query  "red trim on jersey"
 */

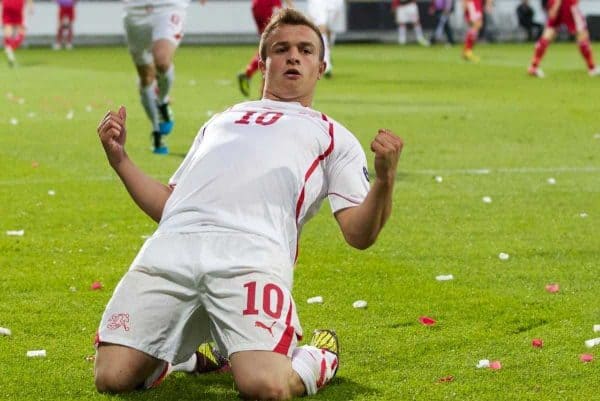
xmin=293 ymin=114 xmax=335 ymax=262
xmin=273 ymin=300 xmax=295 ymax=355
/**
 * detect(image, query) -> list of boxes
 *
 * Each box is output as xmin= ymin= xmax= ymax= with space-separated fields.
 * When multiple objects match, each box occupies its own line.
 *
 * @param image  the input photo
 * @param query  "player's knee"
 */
xmin=235 ymin=372 xmax=293 ymax=400
xmin=94 ymin=365 xmax=139 ymax=393
xmin=155 ymin=59 xmax=171 ymax=75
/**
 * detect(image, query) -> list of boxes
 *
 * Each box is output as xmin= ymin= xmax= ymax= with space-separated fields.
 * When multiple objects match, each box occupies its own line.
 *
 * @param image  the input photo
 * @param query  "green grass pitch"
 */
xmin=0 ymin=42 xmax=599 ymax=400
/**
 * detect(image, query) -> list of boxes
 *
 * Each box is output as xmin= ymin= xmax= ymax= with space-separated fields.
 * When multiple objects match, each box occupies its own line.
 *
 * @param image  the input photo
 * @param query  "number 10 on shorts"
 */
xmin=243 ymin=281 xmax=285 ymax=319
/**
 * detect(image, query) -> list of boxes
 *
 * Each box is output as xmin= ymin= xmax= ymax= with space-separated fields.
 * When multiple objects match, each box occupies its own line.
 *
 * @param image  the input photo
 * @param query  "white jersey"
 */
xmin=307 ymin=0 xmax=344 ymax=27
xmin=124 ymin=0 xmax=190 ymax=13
xmin=158 ymin=99 xmax=370 ymax=266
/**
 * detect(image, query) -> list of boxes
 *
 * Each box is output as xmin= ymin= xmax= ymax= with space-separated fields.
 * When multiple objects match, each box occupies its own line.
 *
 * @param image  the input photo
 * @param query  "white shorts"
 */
xmin=307 ymin=0 xmax=344 ymax=28
xmin=97 ymin=232 xmax=302 ymax=365
xmin=396 ymin=3 xmax=420 ymax=25
xmin=123 ymin=5 xmax=187 ymax=66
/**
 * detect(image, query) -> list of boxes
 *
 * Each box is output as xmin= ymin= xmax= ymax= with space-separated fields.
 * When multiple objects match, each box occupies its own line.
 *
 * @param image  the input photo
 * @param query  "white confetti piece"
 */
xmin=17 ymin=97 xmax=25 ymax=105
xmin=0 ymin=327 xmax=11 ymax=336
xmin=6 ymin=92 xmax=14 ymax=99
xmin=352 ymin=300 xmax=368 ymax=309
xmin=498 ymin=252 xmax=510 ymax=261
xmin=6 ymin=230 xmax=24 ymax=236
xmin=579 ymin=212 xmax=588 ymax=218
xmin=27 ymin=112 xmax=36 ymax=118
xmin=206 ymin=110 xmax=214 ymax=117
xmin=10 ymin=117 xmax=18 ymax=125
xmin=476 ymin=359 xmax=490 ymax=368
xmin=594 ymin=133 xmax=600 ymax=139
xmin=188 ymin=79 xmax=197 ymax=86
xmin=547 ymin=177 xmax=556 ymax=185
xmin=593 ymin=324 xmax=600 ymax=333
xmin=307 ymin=296 xmax=323 ymax=304
xmin=48 ymin=190 xmax=56 ymax=196
xmin=482 ymin=196 xmax=492 ymax=204
xmin=435 ymin=274 xmax=454 ymax=281
xmin=85 ymin=105 xmax=93 ymax=112
xmin=434 ymin=176 xmax=443 ymax=183
xmin=69 ymin=286 xmax=77 ymax=292
xmin=66 ymin=110 xmax=74 ymax=120
xmin=215 ymin=79 xmax=232 ymax=86
xmin=26 ymin=350 xmax=46 ymax=358
xmin=585 ymin=338 xmax=600 ymax=348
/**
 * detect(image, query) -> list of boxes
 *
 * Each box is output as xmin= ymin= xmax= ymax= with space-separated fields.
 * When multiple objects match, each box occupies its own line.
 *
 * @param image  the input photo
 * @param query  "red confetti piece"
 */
xmin=419 ymin=316 xmax=436 ymax=326
xmin=489 ymin=360 xmax=502 ymax=370
xmin=545 ymin=283 xmax=560 ymax=293
xmin=532 ymin=338 xmax=544 ymax=348
xmin=437 ymin=375 xmax=454 ymax=383
xmin=91 ymin=281 xmax=103 ymax=290
xmin=31 ymin=161 xmax=39 ymax=168
xmin=580 ymin=354 xmax=594 ymax=363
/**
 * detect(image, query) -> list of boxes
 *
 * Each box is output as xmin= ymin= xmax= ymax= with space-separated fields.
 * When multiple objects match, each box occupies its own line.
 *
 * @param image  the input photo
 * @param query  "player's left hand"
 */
xmin=370 ymin=129 xmax=403 ymax=183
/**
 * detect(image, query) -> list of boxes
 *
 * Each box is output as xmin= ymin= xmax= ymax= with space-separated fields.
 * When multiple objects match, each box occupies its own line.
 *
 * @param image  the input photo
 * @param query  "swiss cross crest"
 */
xmin=107 ymin=313 xmax=130 ymax=331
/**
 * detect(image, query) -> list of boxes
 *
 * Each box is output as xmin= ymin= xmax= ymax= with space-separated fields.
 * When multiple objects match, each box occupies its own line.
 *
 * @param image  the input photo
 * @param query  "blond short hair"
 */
xmin=259 ymin=8 xmax=325 ymax=62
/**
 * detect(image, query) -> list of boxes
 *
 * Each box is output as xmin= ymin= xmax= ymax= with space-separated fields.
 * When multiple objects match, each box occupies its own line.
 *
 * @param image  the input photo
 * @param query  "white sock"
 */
xmin=143 ymin=361 xmax=170 ymax=389
xmin=139 ymin=83 xmax=160 ymax=132
xmin=171 ymin=352 xmax=197 ymax=373
xmin=321 ymin=33 xmax=332 ymax=72
xmin=156 ymin=64 xmax=174 ymax=105
xmin=291 ymin=345 xmax=338 ymax=396
xmin=415 ymin=25 xmax=424 ymax=41
xmin=398 ymin=26 xmax=407 ymax=44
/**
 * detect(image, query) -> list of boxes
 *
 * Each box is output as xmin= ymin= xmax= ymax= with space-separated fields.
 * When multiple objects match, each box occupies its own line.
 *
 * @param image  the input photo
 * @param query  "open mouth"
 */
xmin=285 ymin=68 xmax=301 ymax=77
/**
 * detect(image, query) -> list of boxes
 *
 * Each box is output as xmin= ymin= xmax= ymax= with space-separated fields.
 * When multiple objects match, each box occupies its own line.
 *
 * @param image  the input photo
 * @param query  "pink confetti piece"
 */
xmin=31 ymin=161 xmax=39 ymax=168
xmin=90 ymin=281 xmax=103 ymax=290
xmin=419 ymin=316 xmax=436 ymax=326
xmin=437 ymin=375 xmax=454 ymax=383
xmin=545 ymin=283 xmax=559 ymax=293
xmin=489 ymin=360 xmax=502 ymax=370
xmin=532 ymin=338 xmax=544 ymax=348
xmin=580 ymin=354 xmax=594 ymax=363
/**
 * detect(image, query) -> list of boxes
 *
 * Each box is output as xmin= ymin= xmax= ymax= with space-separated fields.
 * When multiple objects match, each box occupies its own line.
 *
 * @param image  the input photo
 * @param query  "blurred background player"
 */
xmin=123 ymin=0 xmax=206 ymax=155
xmin=237 ymin=0 xmax=294 ymax=98
xmin=391 ymin=0 xmax=429 ymax=46
xmin=461 ymin=0 xmax=492 ymax=62
xmin=1 ymin=0 xmax=33 ymax=67
xmin=428 ymin=0 xmax=455 ymax=46
xmin=307 ymin=0 xmax=343 ymax=77
xmin=516 ymin=0 xmax=542 ymax=41
xmin=527 ymin=0 xmax=598 ymax=77
xmin=53 ymin=0 xmax=76 ymax=50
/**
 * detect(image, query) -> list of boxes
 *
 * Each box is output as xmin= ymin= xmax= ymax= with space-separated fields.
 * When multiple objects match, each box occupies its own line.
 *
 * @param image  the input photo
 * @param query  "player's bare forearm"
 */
xmin=112 ymin=157 xmax=172 ymax=223
xmin=335 ymin=129 xmax=403 ymax=250
xmin=97 ymin=106 xmax=172 ymax=222
xmin=334 ymin=177 xmax=394 ymax=249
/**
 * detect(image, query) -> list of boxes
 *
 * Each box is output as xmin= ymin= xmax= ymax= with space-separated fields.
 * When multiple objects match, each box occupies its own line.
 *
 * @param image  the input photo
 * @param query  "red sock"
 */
xmin=12 ymin=33 xmax=24 ymax=49
xmin=245 ymin=54 xmax=259 ymax=78
xmin=3 ymin=37 xmax=13 ymax=49
xmin=463 ymin=28 xmax=478 ymax=51
xmin=578 ymin=39 xmax=595 ymax=70
xmin=531 ymin=37 xmax=549 ymax=68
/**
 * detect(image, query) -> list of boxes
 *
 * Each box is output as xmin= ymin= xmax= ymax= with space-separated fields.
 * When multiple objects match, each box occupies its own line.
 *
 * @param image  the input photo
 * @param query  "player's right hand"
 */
xmin=97 ymin=106 xmax=128 ymax=167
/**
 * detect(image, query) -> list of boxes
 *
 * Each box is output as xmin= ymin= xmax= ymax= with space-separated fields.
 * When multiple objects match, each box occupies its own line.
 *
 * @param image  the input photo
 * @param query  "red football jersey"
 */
xmin=2 ymin=0 xmax=26 ymax=9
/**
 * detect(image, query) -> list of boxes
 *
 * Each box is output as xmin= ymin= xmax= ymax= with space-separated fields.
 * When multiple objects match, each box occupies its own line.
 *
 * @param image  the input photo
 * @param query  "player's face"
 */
xmin=260 ymin=24 xmax=326 ymax=107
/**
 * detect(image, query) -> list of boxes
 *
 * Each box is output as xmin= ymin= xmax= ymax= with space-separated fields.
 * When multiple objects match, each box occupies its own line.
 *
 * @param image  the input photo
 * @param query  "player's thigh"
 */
xmin=124 ymin=13 xmax=153 ymax=66
xmin=201 ymin=270 xmax=302 ymax=359
xmin=97 ymin=236 xmax=211 ymax=365
xmin=152 ymin=39 xmax=176 ymax=71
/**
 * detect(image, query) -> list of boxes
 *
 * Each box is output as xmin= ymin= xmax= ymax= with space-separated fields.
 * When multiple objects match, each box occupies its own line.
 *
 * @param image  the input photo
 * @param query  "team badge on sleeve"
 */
xmin=362 ymin=166 xmax=370 ymax=182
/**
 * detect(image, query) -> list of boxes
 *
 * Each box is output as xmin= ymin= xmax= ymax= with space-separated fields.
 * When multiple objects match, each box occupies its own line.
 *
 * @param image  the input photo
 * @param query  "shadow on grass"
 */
xmin=114 ymin=371 xmax=378 ymax=401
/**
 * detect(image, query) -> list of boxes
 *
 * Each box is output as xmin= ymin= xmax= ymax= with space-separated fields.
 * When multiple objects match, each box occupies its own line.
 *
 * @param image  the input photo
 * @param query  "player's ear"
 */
xmin=259 ymin=58 xmax=267 ymax=75
xmin=317 ymin=61 xmax=326 ymax=80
